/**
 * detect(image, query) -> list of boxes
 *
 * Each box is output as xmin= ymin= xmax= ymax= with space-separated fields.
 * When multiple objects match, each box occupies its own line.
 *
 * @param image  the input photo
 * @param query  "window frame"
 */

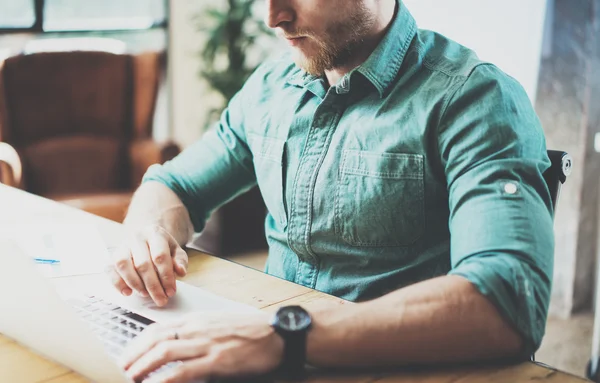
xmin=0 ymin=0 xmax=169 ymax=34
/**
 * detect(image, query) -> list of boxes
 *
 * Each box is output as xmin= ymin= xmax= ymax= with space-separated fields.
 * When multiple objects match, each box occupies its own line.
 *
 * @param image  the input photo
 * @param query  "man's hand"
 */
xmin=119 ymin=312 xmax=284 ymax=383
xmin=107 ymin=226 xmax=188 ymax=307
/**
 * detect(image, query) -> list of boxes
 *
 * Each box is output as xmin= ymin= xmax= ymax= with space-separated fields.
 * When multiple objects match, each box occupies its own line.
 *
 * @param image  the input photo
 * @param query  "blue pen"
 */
xmin=34 ymin=258 xmax=61 ymax=264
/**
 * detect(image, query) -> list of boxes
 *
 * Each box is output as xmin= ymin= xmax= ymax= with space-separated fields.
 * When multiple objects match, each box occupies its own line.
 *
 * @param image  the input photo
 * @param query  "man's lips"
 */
xmin=285 ymin=36 xmax=307 ymax=47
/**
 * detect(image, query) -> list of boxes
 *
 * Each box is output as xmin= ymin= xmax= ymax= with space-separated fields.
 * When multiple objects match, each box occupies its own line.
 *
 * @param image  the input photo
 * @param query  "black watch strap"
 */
xmin=280 ymin=331 xmax=307 ymax=378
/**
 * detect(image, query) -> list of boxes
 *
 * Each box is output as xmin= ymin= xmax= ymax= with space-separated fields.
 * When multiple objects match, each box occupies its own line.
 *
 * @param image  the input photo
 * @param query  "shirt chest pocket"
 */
xmin=248 ymin=133 xmax=287 ymax=227
xmin=335 ymin=150 xmax=425 ymax=247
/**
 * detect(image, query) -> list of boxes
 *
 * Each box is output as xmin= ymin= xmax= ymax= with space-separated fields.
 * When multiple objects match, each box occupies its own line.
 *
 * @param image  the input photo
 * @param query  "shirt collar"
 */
xmin=287 ymin=0 xmax=417 ymax=98
xmin=357 ymin=0 xmax=417 ymax=98
xmin=287 ymin=70 xmax=318 ymax=88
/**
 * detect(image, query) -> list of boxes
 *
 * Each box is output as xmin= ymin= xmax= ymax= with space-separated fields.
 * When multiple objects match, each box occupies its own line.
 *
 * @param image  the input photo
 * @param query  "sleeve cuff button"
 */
xmin=504 ymin=182 xmax=518 ymax=194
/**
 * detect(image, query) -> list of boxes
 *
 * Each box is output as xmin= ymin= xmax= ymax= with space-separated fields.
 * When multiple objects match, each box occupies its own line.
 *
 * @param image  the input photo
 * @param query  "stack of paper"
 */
xmin=0 ymin=223 xmax=110 ymax=278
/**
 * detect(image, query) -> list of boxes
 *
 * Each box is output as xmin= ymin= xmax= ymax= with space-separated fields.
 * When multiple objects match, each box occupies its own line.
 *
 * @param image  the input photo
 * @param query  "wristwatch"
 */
xmin=270 ymin=305 xmax=312 ymax=377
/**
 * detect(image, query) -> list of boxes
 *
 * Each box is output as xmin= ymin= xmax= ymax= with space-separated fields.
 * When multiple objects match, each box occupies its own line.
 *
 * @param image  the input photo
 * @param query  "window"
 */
xmin=0 ymin=0 xmax=167 ymax=33
xmin=0 ymin=1 xmax=36 ymax=29
xmin=44 ymin=0 xmax=166 ymax=32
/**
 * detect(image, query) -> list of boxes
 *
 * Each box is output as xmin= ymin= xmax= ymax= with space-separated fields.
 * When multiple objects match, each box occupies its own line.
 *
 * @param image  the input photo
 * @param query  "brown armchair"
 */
xmin=0 ymin=49 xmax=179 ymax=222
xmin=0 ymin=142 xmax=22 ymax=188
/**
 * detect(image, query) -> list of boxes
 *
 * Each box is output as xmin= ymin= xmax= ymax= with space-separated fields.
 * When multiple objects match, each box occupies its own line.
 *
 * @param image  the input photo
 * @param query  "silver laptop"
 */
xmin=0 ymin=239 xmax=256 ymax=382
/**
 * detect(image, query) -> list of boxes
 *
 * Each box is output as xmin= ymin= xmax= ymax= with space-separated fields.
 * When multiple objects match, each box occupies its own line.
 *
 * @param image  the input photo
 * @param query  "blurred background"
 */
xmin=0 ymin=0 xmax=597 ymax=379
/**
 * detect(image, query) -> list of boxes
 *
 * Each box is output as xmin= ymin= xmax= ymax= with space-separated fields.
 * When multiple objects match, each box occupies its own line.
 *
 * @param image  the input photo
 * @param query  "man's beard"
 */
xmin=288 ymin=6 xmax=375 ymax=75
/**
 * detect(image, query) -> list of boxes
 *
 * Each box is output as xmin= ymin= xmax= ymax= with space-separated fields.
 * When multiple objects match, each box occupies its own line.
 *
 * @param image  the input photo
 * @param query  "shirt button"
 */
xmin=341 ymin=76 xmax=349 ymax=88
xmin=337 ymin=76 xmax=350 ymax=94
xmin=504 ymin=182 xmax=518 ymax=194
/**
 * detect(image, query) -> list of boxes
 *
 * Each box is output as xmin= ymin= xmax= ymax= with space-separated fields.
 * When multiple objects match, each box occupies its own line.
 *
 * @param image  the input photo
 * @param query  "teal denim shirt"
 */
xmin=144 ymin=1 xmax=554 ymax=355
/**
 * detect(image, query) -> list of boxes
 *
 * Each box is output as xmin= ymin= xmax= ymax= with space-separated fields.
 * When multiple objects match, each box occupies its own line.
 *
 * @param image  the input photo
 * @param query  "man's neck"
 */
xmin=324 ymin=0 xmax=397 ymax=87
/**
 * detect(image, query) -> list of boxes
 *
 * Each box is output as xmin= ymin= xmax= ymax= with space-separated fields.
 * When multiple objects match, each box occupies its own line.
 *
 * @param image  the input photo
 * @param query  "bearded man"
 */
xmin=109 ymin=0 xmax=554 ymax=381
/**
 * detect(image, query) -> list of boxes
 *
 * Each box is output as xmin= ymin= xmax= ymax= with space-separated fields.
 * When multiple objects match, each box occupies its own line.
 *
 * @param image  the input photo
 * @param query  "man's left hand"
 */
xmin=120 ymin=311 xmax=284 ymax=382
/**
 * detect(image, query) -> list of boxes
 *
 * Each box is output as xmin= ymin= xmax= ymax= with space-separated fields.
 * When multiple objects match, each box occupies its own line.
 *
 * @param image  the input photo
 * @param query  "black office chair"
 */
xmin=528 ymin=150 xmax=572 ymax=365
xmin=543 ymin=150 xmax=573 ymax=215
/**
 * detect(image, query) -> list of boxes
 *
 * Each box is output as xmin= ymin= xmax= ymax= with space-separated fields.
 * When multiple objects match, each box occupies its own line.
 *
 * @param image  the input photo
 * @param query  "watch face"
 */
xmin=275 ymin=306 xmax=311 ymax=332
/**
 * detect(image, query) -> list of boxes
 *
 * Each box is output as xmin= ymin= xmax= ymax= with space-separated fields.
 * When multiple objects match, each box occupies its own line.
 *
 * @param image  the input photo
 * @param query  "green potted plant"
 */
xmin=195 ymin=0 xmax=273 ymax=126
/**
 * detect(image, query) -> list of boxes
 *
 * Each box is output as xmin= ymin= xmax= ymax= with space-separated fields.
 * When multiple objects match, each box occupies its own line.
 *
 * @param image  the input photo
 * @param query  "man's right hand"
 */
xmin=107 ymin=226 xmax=188 ymax=307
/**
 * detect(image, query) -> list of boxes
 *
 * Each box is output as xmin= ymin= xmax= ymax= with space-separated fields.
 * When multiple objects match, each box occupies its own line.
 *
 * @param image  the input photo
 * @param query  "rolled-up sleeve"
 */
xmin=142 ymin=81 xmax=257 ymax=232
xmin=439 ymin=64 xmax=554 ymax=356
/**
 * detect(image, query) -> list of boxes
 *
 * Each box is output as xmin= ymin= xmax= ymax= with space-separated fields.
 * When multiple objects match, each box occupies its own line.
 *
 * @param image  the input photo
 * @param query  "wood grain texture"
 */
xmin=0 ymin=342 xmax=70 ymax=383
xmin=182 ymin=249 xmax=313 ymax=309
xmin=0 ymin=185 xmax=588 ymax=383
xmin=262 ymin=290 xmax=350 ymax=313
xmin=372 ymin=362 xmax=589 ymax=383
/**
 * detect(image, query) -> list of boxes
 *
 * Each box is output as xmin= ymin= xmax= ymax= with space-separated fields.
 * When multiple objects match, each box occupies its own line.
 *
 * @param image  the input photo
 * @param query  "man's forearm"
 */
xmin=124 ymin=181 xmax=194 ymax=246
xmin=306 ymin=275 xmax=523 ymax=367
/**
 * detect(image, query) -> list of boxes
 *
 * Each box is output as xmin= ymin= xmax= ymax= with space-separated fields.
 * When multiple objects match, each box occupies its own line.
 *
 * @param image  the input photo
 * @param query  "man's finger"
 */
xmin=152 ymin=357 xmax=213 ymax=383
xmin=147 ymin=232 xmax=177 ymax=297
xmin=112 ymin=247 xmax=147 ymax=297
xmin=105 ymin=264 xmax=132 ymax=296
xmin=125 ymin=339 xmax=208 ymax=381
xmin=131 ymin=237 xmax=168 ymax=306
xmin=120 ymin=324 xmax=171 ymax=368
xmin=172 ymin=246 xmax=188 ymax=277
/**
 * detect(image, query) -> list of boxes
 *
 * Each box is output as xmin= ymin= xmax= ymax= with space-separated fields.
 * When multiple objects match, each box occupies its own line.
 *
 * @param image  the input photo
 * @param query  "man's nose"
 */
xmin=264 ymin=0 xmax=294 ymax=29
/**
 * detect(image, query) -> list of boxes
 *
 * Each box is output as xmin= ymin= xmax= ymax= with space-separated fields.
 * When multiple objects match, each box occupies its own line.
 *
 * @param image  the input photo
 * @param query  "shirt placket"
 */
xmin=287 ymin=81 xmax=349 ymax=288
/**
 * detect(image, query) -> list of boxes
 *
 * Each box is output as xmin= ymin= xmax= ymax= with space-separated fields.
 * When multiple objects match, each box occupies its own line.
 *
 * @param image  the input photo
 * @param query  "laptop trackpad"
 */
xmin=55 ymin=276 xmax=257 ymax=324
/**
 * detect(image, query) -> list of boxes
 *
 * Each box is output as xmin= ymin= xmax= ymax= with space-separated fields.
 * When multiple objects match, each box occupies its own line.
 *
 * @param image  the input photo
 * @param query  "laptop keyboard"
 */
xmin=66 ymin=291 xmax=212 ymax=382
xmin=67 ymin=295 xmax=188 ymax=381
xmin=67 ymin=294 xmax=154 ymax=358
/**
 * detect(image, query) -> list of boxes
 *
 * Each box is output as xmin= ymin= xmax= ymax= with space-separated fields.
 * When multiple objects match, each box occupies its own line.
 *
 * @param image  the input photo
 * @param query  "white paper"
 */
xmin=0 ymin=223 xmax=110 ymax=277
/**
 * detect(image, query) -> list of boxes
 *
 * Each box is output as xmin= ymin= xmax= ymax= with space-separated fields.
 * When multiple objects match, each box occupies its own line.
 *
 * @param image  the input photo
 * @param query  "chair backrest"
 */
xmin=543 ymin=150 xmax=573 ymax=215
xmin=0 ymin=48 xmax=162 ymax=196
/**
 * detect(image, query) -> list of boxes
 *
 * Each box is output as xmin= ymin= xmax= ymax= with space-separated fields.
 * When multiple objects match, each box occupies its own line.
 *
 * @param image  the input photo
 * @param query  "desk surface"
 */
xmin=0 ymin=185 xmax=589 ymax=383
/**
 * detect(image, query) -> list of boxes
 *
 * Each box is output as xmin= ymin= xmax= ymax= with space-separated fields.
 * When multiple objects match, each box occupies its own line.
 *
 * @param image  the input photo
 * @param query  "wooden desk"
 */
xmin=0 ymin=185 xmax=589 ymax=383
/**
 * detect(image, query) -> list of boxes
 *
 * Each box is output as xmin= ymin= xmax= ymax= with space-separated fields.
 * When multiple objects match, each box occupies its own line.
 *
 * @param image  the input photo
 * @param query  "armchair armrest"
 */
xmin=129 ymin=139 xmax=181 ymax=187
xmin=0 ymin=142 xmax=22 ymax=188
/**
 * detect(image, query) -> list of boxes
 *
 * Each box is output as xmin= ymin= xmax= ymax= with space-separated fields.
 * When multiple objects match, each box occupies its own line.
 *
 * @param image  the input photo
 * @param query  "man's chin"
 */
xmin=291 ymin=51 xmax=310 ymax=72
xmin=291 ymin=51 xmax=322 ymax=76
